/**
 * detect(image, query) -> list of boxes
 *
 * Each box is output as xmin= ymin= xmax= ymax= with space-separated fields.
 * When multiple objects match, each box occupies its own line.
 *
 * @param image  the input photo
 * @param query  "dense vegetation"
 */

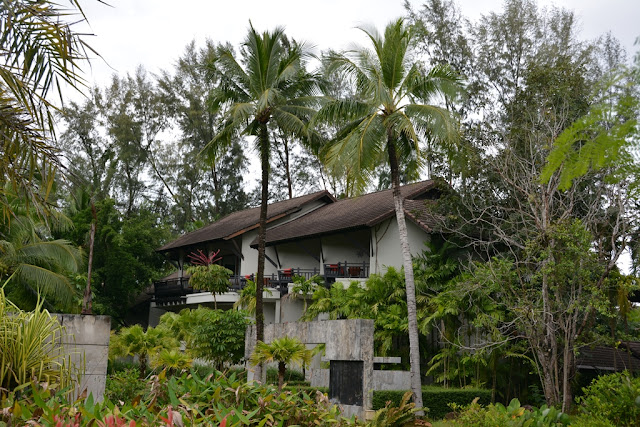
xmin=2 ymin=0 xmax=640 ymax=423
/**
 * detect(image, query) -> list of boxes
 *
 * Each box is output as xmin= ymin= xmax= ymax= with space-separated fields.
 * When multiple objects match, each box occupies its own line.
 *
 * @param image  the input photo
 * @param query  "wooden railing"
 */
xmin=277 ymin=267 xmax=321 ymax=283
xmin=323 ymin=261 xmax=370 ymax=279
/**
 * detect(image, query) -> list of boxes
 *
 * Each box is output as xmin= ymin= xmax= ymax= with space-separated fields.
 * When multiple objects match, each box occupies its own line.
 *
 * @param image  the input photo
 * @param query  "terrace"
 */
xmin=152 ymin=261 xmax=371 ymax=305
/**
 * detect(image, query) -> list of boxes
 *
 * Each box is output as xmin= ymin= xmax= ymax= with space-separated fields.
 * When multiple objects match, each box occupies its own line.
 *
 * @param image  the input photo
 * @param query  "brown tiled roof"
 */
xmin=577 ymin=344 xmax=640 ymax=372
xmin=253 ymin=180 xmax=439 ymax=247
xmin=404 ymin=199 xmax=443 ymax=232
xmin=158 ymin=190 xmax=336 ymax=252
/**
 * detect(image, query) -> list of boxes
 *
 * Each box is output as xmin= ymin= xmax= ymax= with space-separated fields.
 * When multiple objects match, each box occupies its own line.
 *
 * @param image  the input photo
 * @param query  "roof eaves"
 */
xmin=252 ymin=225 xmax=369 ymax=248
xmin=404 ymin=208 xmax=433 ymax=233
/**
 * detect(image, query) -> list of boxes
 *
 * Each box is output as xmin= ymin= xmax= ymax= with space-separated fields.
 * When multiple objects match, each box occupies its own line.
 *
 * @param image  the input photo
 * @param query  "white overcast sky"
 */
xmin=74 ymin=0 xmax=639 ymax=91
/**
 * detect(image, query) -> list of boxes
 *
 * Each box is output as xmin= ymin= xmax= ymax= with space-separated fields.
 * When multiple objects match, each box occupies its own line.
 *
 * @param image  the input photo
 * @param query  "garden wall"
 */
xmin=55 ymin=314 xmax=111 ymax=401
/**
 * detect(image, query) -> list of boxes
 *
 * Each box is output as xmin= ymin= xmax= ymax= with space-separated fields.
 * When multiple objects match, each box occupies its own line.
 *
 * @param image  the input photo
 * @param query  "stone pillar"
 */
xmin=55 ymin=314 xmax=111 ymax=401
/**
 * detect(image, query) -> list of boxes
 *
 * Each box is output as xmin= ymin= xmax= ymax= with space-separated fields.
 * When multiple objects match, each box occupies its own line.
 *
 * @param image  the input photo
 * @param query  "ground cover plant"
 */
xmin=1 ymin=369 xmax=365 ymax=426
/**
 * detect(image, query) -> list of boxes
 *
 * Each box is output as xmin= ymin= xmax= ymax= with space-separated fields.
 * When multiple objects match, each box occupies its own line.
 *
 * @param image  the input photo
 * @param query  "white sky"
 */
xmin=74 ymin=0 xmax=639 ymax=90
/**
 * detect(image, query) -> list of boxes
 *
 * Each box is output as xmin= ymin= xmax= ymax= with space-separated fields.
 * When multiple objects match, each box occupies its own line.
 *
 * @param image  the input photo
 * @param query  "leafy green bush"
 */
xmin=575 ymin=371 xmax=640 ymax=426
xmin=188 ymin=308 xmax=250 ymax=369
xmin=104 ymin=368 xmax=146 ymax=403
xmin=451 ymin=398 xmax=569 ymax=426
xmin=372 ymin=386 xmax=492 ymax=419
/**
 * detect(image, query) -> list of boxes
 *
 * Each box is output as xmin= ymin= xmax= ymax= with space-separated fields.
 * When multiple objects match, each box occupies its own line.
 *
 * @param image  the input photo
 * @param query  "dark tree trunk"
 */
xmin=278 ymin=361 xmax=286 ymax=391
xmin=82 ymin=203 xmax=97 ymax=315
xmin=387 ymin=135 xmax=424 ymax=415
xmin=254 ymin=121 xmax=269 ymax=382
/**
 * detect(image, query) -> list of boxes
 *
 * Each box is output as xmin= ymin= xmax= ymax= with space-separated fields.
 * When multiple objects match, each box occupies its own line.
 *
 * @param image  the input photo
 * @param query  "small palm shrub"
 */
xmin=250 ymin=336 xmax=312 ymax=390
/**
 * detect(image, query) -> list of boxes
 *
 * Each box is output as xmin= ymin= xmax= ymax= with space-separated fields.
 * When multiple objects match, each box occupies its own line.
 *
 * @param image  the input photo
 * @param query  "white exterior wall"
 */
xmin=239 ymin=200 xmax=327 ymax=276
xmin=370 ymin=218 xmax=430 ymax=275
xmin=240 ymin=229 xmax=279 ymax=277
xmin=274 ymin=240 xmax=321 ymax=270
xmin=240 ymin=229 xmax=259 ymax=276
xmin=321 ymin=231 xmax=370 ymax=265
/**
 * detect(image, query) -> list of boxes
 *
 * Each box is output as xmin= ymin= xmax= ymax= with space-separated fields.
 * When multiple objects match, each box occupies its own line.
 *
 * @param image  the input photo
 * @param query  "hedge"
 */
xmin=372 ymin=386 xmax=492 ymax=420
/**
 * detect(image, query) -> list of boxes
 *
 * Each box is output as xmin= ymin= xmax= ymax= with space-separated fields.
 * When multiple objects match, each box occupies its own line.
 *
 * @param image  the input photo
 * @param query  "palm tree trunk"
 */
xmin=278 ymin=361 xmax=286 ymax=391
xmin=254 ymin=122 xmax=269 ymax=383
xmin=388 ymin=137 xmax=424 ymax=415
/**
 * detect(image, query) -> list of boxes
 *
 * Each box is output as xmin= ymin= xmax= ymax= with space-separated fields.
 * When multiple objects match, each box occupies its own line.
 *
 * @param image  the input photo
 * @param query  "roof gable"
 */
xmin=254 ymin=180 xmax=440 ymax=247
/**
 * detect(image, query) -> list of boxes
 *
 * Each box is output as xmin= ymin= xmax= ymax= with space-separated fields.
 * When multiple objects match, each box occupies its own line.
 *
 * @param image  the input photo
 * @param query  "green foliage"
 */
xmin=109 ymin=324 xmax=177 ymax=378
xmin=185 ymin=263 xmax=233 ymax=308
xmin=189 ymin=308 xmax=249 ymax=369
xmin=1 ymin=369 xmax=361 ymax=426
xmin=251 ymin=336 xmax=313 ymax=390
xmin=61 ymin=199 xmax=171 ymax=322
xmin=0 ymin=287 xmax=77 ymax=394
xmin=452 ymin=398 xmax=570 ymax=426
xmin=319 ymin=18 xmax=462 ymax=195
xmin=372 ymin=387 xmax=492 ymax=420
xmin=266 ymin=367 xmax=305 ymax=383
xmin=0 ymin=0 xmax=91 ymax=219
xmin=575 ymin=372 xmax=640 ymax=426
xmin=541 ymin=69 xmax=639 ymax=190
xmin=305 ymin=268 xmax=412 ymax=359
xmin=368 ymin=391 xmax=420 ymax=427
xmin=104 ymin=368 xmax=146 ymax=403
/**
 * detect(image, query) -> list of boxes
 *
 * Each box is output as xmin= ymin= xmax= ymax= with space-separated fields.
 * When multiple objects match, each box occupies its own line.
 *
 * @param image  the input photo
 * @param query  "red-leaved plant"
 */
xmin=187 ymin=249 xmax=222 ymax=266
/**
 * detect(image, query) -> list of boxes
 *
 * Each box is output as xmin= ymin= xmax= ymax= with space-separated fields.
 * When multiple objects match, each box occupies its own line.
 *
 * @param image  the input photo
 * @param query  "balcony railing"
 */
xmin=154 ymin=273 xmax=287 ymax=303
xmin=323 ymin=261 xmax=370 ymax=279
xmin=277 ymin=267 xmax=321 ymax=282
xmin=153 ymin=263 xmax=370 ymax=304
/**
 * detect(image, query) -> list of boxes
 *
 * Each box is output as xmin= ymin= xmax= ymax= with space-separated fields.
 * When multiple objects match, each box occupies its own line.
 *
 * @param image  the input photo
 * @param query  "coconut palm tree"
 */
xmin=205 ymin=24 xmax=319 ymax=380
xmin=0 ymin=190 xmax=83 ymax=310
xmin=250 ymin=336 xmax=312 ymax=391
xmin=317 ymin=19 xmax=462 ymax=412
xmin=1 ymin=0 xmax=92 ymax=220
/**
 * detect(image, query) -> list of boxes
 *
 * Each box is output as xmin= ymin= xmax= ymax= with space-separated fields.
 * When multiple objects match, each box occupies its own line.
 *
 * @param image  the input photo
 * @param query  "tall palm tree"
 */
xmin=206 ymin=24 xmax=319 ymax=381
xmin=317 ymin=19 xmax=462 ymax=412
xmin=1 ymin=0 xmax=92 ymax=220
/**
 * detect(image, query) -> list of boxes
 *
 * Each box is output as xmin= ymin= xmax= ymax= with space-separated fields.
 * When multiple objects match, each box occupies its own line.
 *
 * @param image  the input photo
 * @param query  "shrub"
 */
xmin=575 ymin=371 xmax=640 ymax=427
xmin=372 ymin=386 xmax=492 ymax=420
xmin=1 ymin=369 xmax=361 ymax=425
xmin=189 ymin=308 xmax=249 ymax=369
xmin=266 ymin=367 xmax=305 ymax=382
xmin=451 ymin=398 xmax=569 ymax=426
xmin=104 ymin=368 xmax=146 ymax=402
xmin=0 ymin=290 xmax=77 ymax=393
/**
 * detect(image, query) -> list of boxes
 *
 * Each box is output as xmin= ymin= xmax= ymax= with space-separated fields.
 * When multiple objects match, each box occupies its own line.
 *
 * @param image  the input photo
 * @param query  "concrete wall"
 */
xmin=55 ymin=314 xmax=111 ymax=401
xmin=245 ymin=319 xmax=375 ymax=417
xmin=310 ymin=368 xmax=410 ymax=391
xmin=371 ymin=218 xmax=430 ymax=274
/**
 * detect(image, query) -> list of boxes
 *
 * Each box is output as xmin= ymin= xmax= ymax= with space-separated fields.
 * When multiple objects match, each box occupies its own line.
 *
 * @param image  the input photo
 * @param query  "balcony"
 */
xmin=153 ymin=262 xmax=371 ymax=305
xmin=323 ymin=261 xmax=370 ymax=280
